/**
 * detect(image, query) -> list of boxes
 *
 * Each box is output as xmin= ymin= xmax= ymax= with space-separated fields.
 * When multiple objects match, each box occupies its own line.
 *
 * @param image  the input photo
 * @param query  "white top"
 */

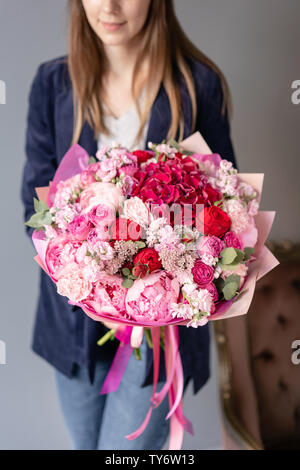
xmin=97 ymin=87 xmax=150 ymax=151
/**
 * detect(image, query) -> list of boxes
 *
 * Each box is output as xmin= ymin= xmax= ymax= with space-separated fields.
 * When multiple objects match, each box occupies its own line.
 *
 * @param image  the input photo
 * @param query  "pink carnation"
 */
xmin=57 ymin=263 xmax=93 ymax=303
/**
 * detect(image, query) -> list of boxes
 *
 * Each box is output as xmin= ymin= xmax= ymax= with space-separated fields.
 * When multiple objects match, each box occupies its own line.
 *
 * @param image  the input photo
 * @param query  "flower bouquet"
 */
xmin=26 ymin=131 xmax=279 ymax=449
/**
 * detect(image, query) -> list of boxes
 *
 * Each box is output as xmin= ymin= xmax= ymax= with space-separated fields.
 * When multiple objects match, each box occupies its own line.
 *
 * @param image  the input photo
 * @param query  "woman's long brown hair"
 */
xmin=67 ymin=0 xmax=232 ymax=147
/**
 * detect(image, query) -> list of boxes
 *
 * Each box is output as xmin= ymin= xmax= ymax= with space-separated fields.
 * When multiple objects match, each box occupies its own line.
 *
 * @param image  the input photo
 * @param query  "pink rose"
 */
xmin=192 ymin=259 xmax=214 ymax=287
xmin=223 ymin=231 xmax=243 ymax=250
xmin=87 ymin=204 xmax=116 ymax=227
xmin=57 ymin=263 xmax=93 ymax=303
xmin=68 ymin=214 xmax=93 ymax=240
xmin=125 ymin=271 xmax=180 ymax=323
xmin=80 ymin=168 xmax=97 ymax=187
xmin=196 ymin=235 xmax=225 ymax=258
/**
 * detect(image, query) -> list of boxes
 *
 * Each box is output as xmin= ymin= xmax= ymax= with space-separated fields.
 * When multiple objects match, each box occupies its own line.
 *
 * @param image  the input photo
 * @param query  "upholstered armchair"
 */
xmin=214 ymin=240 xmax=300 ymax=450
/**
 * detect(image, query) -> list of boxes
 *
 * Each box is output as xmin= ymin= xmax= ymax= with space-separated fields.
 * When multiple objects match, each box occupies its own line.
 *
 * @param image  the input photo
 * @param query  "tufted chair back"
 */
xmin=214 ymin=240 xmax=300 ymax=450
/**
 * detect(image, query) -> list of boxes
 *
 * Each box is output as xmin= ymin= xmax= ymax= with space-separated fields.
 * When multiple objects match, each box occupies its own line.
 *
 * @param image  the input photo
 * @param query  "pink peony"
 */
xmin=125 ymin=271 xmax=180 ymax=323
xmin=45 ymin=237 xmax=70 ymax=281
xmin=196 ymin=235 xmax=225 ymax=258
xmin=80 ymin=182 xmax=124 ymax=213
xmin=83 ymin=274 xmax=127 ymax=317
xmin=68 ymin=214 xmax=93 ymax=240
xmin=192 ymin=259 xmax=214 ymax=287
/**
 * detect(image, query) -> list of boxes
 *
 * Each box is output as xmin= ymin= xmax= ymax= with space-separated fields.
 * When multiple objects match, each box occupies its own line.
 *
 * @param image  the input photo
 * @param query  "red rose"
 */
xmin=133 ymin=248 xmax=162 ymax=273
xmin=195 ymin=206 xmax=231 ymax=237
xmin=132 ymin=150 xmax=154 ymax=164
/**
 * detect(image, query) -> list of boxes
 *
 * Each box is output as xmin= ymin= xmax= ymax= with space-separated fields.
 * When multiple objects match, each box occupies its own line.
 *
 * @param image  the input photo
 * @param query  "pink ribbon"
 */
xmin=125 ymin=325 xmax=194 ymax=449
xmin=99 ymin=325 xmax=133 ymax=395
xmin=99 ymin=324 xmax=193 ymax=448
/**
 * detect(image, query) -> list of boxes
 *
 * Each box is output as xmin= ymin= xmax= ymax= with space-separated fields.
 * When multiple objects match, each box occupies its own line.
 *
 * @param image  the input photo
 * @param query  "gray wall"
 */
xmin=0 ymin=0 xmax=299 ymax=450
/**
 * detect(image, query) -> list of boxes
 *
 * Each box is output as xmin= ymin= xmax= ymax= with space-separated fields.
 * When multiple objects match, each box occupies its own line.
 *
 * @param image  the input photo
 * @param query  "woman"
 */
xmin=21 ymin=0 xmax=237 ymax=450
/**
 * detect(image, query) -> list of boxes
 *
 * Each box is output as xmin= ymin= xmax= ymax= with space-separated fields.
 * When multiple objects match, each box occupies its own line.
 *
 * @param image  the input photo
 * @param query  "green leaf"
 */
xmin=224 ymin=274 xmax=240 ymax=286
xmin=88 ymin=156 xmax=97 ymax=165
xmin=223 ymin=282 xmax=239 ymax=300
xmin=244 ymin=247 xmax=255 ymax=261
xmin=25 ymin=211 xmax=52 ymax=229
xmin=234 ymin=249 xmax=245 ymax=263
xmin=136 ymin=241 xmax=146 ymax=249
xmin=222 ymin=274 xmax=240 ymax=300
xmin=220 ymin=247 xmax=237 ymax=265
xmin=217 ymin=261 xmax=239 ymax=271
xmin=34 ymin=197 xmax=49 ymax=213
xmin=122 ymin=267 xmax=130 ymax=276
xmin=122 ymin=278 xmax=134 ymax=288
xmin=213 ymin=199 xmax=223 ymax=206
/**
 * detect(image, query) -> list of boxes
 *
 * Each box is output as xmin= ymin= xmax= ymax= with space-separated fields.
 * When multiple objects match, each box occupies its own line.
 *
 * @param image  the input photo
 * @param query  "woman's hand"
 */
xmin=81 ymin=306 xmax=126 ymax=332
xmin=100 ymin=319 xmax=125 ymax=331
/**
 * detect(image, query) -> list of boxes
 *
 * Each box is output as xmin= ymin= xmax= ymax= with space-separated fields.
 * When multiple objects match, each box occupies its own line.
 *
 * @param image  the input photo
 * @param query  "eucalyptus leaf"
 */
xmin=220 ymin=247 xmax=237 ymax=265
xmin=224 ymin=274 xmax=240 ymax=286
xmin=218 ymin=262 xmax=241 ymax=271
xmin=33 ymin=197 xmax=49 ymax=213
xmin=223 ymin=282 xmax=239 ymax=300
xmin=122 ymin=278 xmax=134 ymax=288
xmin=244 ymin=247 xmax=255 ymax=261
xmin=234 ymin=249 xmax=245 ymax=263
xmin=122 ymin=267 xmax=130 ymax=276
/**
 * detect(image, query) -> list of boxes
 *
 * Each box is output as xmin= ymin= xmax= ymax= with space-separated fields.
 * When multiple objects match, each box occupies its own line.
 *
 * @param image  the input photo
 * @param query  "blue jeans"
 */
xmin=54 ymin=335 xmax=190 ymax=450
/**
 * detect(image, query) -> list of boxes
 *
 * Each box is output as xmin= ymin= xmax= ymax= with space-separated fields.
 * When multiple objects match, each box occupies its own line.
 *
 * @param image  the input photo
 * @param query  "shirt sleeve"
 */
xmin=20 ymin=63 xmax=57 ymax=239
xmin=197 ymin=70 xmax=239 ymax=171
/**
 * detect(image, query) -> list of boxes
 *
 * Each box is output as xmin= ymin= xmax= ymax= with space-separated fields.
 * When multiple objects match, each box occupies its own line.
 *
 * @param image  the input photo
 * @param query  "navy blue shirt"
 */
xmin=21 ymin=55 xmax=237 ymax=395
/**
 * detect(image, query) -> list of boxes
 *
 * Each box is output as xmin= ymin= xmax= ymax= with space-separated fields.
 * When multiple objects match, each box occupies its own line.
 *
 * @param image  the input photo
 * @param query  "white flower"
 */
xmin=201 ymin=253 xmax=218 ymax=267
xmin=122 ymin=196 xmax=150 ymax=228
